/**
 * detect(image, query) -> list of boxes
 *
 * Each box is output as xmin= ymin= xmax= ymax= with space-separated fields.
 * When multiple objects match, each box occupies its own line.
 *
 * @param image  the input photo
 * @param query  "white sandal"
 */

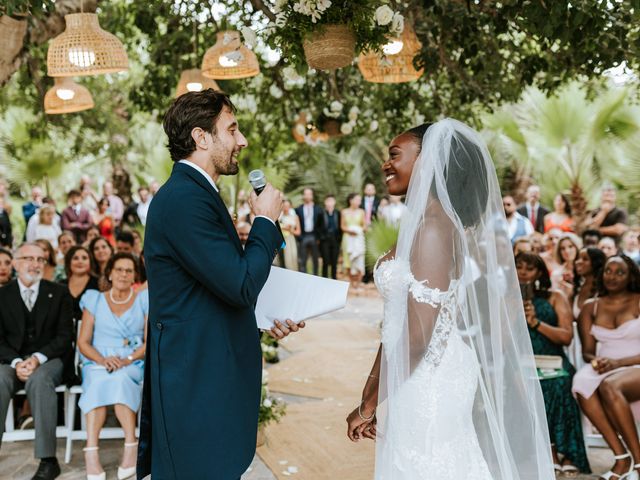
xmin=600 ymin=452 xmax=635 ymax=479
xmin=117 ymin=441 xmax=139 ymax=480
xmin=83 ymin=446 xmax=106 ymax=480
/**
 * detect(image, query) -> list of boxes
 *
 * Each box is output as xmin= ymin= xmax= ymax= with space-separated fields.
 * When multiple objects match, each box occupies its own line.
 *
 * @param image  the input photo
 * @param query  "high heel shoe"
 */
xmin=83 ymin=446 xmax=106 ymax=480
xmin=600 ymin=452 xmax=635 ymax=479
xmin=117 ymin=442 xmax=139 ymax=480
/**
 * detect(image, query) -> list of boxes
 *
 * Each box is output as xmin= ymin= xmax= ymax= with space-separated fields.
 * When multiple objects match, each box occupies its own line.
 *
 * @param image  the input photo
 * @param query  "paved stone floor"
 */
xmin=0 ymin=292 xmax=625 ymax=479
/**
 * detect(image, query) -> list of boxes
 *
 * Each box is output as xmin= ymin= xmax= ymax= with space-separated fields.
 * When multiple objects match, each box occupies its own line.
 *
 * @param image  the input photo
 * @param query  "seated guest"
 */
xmin=550 ymin=233 xmax=582 ymax=299
xmin=573 ymin=247 xmax=607 ymax=319
xmin=622 ymin=230 xmax=640 ymax=264
xmin=0 ymin=242 xmax=74 ymax=480
xmin=61 ymin=190 xmax=93 ymax=244
xmin=582 ymin=229 xmax=601 ymax=248
xmin=60 ymin=246 xmax=99 ymax=327
xmin=115 ymin=230 xmax=135 ymax=254
xmin=92 ymin=198 xmax=116 ymax=246
xmin=0 ymin=247 xmax=12 ymax=286
xmin=598 ymin=236 xmax=618 ymax=258
xmin=56 ymin=231 xmax=76 ymax=264
xmin=77 ymin=253 xmax=147 ymax=480
xmin=573 ymin=255 xmax=640 ymax=479
xmin=544 ymin=193 xmax=575 ymax=233
xmin=28 ymin=205 xmax=61 ymax=248
xmin=513 ymin=237 xmax=533 ymax=256
xmin=89 ymin=237 xmax=114 ymax=281
xmin=235 ymin=221 xmax=251 ymax=248
xmin=35 ymin=239 xmax=57 ymax=282
xmin=529 ymin=231 xmax=545 ymax=254
xmin=131 ymin=230 xmax=143 ymax=257
xmin=84 ymin=226 xmax=101 ymax=247
xmin=540 ymin=228 xmax=563 ymax=275
xmin=516 ymin=252 xmax=590 ymax=476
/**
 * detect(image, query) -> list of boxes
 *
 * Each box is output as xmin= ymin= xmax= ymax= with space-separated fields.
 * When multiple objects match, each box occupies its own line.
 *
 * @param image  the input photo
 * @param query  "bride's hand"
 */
xmin=346 ymin=404 xmax=376 ymax=442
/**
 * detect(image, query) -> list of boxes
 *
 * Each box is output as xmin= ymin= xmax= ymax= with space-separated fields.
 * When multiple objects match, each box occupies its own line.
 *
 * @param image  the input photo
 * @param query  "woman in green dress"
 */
xmin=516 ymin=252 xmax=591 ymax=476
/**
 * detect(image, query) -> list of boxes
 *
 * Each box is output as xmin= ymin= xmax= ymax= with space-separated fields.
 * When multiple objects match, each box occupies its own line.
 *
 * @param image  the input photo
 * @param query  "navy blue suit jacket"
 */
xmin=137 ymin=162 xmax=282 ymax=479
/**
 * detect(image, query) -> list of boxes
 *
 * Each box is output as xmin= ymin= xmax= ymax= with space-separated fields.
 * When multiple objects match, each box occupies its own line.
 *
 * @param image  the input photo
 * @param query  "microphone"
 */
xmin=248 ymin=169 xmax=285 ymax=249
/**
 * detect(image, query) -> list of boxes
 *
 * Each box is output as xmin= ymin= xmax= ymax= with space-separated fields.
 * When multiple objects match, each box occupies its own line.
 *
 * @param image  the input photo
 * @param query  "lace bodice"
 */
xmin=374 ymin=257 xmax=458 ymax=369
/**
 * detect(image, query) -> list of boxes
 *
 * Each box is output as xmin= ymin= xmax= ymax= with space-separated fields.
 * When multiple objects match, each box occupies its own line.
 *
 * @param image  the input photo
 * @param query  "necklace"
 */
xmin=109 ymin=287 xmax=133 ymax=305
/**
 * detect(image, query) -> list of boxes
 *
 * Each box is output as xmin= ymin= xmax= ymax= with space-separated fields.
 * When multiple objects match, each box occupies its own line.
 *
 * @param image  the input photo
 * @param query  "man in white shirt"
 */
xmin=0 ymin=242 xmax=74 ymax=480
xmin=136 ymin=186 xmax=153 ymax=226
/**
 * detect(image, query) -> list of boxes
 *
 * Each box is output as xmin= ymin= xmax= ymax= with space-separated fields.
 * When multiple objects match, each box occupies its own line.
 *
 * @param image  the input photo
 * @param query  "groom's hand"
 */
xmin=268 ymin=319 xmax=305 ymax=339
xmin=250 ymin=184 xmax=283 ymax=222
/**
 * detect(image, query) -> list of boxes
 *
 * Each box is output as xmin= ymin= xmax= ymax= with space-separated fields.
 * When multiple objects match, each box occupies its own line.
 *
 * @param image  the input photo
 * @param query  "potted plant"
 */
xmin=268 ymin=1 xmax=404 ymax=71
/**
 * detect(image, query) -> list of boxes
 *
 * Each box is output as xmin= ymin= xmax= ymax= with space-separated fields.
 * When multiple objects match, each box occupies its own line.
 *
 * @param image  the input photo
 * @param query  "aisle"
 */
xmin=256 ymin=294 xmax=382 ymax=480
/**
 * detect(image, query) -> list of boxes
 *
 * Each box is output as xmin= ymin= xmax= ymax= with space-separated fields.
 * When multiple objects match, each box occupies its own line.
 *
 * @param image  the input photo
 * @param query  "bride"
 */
xmin=346 ymin=119 xmax=555 ymax=479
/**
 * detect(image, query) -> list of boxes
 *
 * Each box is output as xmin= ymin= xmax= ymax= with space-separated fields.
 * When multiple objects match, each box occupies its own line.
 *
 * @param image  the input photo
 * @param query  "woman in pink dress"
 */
xmin=573 ymin=255 xmax=640 ymax=479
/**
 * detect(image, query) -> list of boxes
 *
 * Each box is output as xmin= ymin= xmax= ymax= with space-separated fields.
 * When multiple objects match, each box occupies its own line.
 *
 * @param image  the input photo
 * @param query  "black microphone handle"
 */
xmin=252 ymin=185 xmax=285 ymax=249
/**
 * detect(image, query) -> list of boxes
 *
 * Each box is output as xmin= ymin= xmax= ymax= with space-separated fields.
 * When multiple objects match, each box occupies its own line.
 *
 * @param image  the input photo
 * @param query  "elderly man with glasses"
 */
xmin=0 ymin=242 xmax=74 ymax=480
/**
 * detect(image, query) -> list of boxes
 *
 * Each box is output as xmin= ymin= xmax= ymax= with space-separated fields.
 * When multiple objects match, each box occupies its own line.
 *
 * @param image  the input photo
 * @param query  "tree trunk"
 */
xmin=0 ymin=0 xmax=96 ymax=87
xmin=570 ymin=181 xmax=588 ymax=234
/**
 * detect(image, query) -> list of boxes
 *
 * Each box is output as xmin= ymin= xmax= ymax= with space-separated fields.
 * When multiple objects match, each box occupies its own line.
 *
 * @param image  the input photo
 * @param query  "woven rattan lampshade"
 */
xmin=44 ymin=77 xmax=94 ymax=114
xmin=358 ymin=24 xmax=423 ymax=83
xmin=47 ymin=13 xmax=128 ymax=77
xmin=201 ymin=31 xmax=260 ymax=80
xmin=175 ymin=69 xmax=220 ymax=97
xmin=303 ymin=24 xmax=356 ymax=71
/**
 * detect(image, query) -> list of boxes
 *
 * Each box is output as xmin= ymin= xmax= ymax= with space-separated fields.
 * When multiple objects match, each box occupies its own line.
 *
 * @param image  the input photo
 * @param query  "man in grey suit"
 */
xmin=0 ymin=242 xmax=74 ymax=480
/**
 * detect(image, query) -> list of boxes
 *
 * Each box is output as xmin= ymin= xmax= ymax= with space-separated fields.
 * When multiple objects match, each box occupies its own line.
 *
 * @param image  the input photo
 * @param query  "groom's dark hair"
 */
xmin=163 ymin=88 xmax=236 ymax=162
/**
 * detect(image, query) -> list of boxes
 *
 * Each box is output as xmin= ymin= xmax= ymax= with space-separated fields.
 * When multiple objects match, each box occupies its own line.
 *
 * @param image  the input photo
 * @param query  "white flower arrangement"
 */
xmin=340 ymin=122 xmax=354 ymax=135
xmin=241 ymin=27 xmax=257 ymax=49
xmin=375 ymin=5 xmax=394 ymax=26
xmin=269 ymin=84 xmax=284 ymax=99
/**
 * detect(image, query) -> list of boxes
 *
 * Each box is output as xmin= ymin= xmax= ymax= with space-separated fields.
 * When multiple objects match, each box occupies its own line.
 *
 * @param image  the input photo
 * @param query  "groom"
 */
xmin=137 ymin=90 xmax=302 ymax=479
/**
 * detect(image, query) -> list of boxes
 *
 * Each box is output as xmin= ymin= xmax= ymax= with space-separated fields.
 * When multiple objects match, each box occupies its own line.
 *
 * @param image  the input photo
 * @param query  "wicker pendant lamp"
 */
xmin=201 ymin=31 xmax=259 ymax=80
xmin=175 ymin=22 xmax=220 ymax=97
xmin=175 ymin=69 xmax=220 ymax=97
xmin=358 ymin=24 xmax=423 ymax=83
xmin=47 ymin=12 xmax=128 ymax=77
xmin=44 ymin=77 xmax=94 ymax=114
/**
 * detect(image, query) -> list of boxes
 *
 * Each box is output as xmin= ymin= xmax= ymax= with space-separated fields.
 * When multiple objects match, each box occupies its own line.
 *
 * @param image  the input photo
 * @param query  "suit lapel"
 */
xmin=173 ymin=163 xmax=244 ymax=254
xmin=32 ymin=282 xmax=51 ymax=338
xmin=6 ymin=282 xmax=25 ymax=338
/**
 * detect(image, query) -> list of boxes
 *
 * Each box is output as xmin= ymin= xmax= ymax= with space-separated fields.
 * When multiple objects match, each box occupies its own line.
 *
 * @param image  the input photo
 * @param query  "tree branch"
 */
xmin=249 ymin=0 xmax=276 ymax=22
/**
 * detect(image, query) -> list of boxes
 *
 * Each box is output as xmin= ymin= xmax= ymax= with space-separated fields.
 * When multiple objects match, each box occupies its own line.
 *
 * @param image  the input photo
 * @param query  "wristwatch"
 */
xmin=127 ymin=355 xmax=134 ymax=362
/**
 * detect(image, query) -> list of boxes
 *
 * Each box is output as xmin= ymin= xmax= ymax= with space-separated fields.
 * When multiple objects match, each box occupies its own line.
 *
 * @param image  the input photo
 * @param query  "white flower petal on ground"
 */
xmin=241 ymin=27 xmax=257 ymax=48
xmin=375 ymin=5 xmax=394 ymax=26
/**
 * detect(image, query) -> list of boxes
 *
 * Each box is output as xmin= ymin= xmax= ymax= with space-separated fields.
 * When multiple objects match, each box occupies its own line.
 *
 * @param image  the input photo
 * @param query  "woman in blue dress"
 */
xmin=77 ymin=252 xmax=147 ymax=480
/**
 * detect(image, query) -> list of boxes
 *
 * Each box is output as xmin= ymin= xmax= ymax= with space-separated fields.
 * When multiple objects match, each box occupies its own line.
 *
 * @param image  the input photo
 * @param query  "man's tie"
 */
xmin=24 ymin=289 xmax=34 ymax=312
xmin=530 ymin=207 xmax=536 ymax=227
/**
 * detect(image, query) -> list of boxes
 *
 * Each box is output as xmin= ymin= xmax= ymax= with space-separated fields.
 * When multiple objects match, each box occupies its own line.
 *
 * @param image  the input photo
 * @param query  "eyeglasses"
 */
xmin=16 ymin=256 xmax=47 ymax=264
xmin=113 ymin=267 xmax=134 ymax=275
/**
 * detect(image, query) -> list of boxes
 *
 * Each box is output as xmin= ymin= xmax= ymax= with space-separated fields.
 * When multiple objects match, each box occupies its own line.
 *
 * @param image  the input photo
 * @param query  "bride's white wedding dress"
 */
xmin=374 ymin=257 xmax=493 ymax=479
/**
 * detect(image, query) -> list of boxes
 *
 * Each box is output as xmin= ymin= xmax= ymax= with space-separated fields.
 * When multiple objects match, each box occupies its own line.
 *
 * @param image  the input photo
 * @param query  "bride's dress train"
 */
xmin=374 ymin=257 xmax=493 ymax=479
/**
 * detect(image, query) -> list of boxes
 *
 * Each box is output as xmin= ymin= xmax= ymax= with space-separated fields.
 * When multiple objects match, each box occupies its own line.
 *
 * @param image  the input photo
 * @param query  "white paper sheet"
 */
xmin=255 ymin=267 xmax=350 ymax=330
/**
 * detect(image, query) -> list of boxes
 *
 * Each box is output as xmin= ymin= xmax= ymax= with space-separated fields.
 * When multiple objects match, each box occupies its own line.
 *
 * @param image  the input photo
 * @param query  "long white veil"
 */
xmin=375 ymin=119 xmax=554 ymax=479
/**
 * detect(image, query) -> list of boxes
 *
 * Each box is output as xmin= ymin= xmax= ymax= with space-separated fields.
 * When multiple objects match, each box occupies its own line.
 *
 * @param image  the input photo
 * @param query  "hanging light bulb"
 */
xmin=44 ymin=77 xmax=94 ymax=114
xmin=382 ymin=40 xmax=404 ymax=55
xmin=175 ymin=69 xmax=220 ymax=98
xmin=201 ymin=31 xmax=259 ymax=80
xmin=358 ymin=23 xmax=423 ymax=84
xmin=47 ymin=13 xmax=128 ymax=77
